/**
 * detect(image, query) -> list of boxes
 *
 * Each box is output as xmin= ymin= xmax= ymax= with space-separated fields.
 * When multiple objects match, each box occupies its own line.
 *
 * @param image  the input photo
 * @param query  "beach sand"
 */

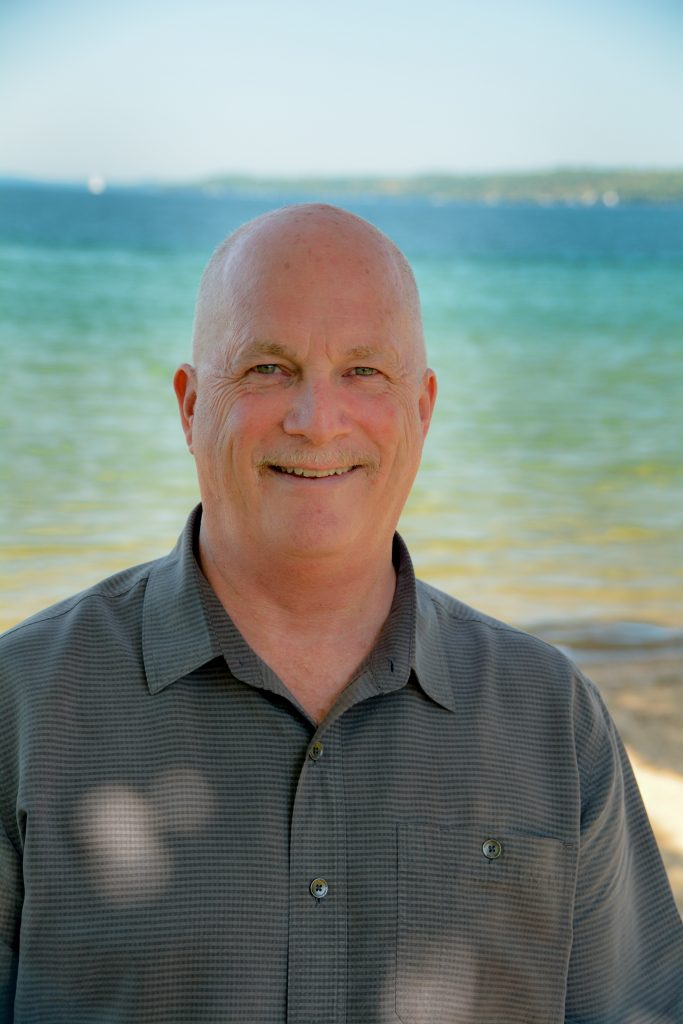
xmin=573 ymin=653 xmax=683 ymax=915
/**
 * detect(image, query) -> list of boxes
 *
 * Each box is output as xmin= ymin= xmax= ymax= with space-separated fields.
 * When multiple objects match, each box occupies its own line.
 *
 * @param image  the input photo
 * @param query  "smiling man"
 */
xmin=0 ymin=204 xmax=681 ymax=1023
xmin=173 ymin=206 xmax=435 ymax=722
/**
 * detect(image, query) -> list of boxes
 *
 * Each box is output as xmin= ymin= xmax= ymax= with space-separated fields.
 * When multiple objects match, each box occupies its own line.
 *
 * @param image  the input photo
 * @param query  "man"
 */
xmin=0 ymin=203 xmax=681 ymax=1023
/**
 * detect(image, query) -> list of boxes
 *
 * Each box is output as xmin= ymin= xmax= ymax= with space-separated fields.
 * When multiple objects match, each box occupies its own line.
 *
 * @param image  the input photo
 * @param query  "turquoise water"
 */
xmin=1 ymin=185 xmax=682 ymax=630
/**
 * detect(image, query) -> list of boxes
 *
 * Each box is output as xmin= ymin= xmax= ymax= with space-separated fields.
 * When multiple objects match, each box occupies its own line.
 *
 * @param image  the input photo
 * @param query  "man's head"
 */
xmin=174 ymin=203 xmax=436 ymax=565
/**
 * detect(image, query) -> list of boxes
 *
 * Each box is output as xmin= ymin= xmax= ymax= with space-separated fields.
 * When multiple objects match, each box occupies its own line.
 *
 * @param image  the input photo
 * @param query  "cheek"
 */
xmin=194 ymin=391 xmax=277 ymax=465
xmin=191 ymin=391 xmax=238 ymax=475
xmin=358 ymin=393 xmax=423 ymax=456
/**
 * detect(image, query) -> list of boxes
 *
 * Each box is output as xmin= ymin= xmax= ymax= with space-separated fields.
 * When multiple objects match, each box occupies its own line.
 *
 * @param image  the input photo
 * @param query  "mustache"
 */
xmin=257 ymin=450 xmax=377 ymax=470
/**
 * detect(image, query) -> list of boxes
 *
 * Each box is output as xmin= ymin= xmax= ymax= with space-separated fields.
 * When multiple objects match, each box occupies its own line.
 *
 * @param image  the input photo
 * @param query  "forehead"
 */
xmin=230 ymin=224 xmax=408 ymax=335
xmin=194 ymin=208 xmax=424 ymax=370
xmin=232 ymin=230 xmax=403 ymax=314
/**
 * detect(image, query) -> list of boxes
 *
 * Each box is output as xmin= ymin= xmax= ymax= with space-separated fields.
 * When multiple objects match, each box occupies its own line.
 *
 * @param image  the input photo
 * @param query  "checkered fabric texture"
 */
xmin=1 ymin=506 xmax=681 ymax=1022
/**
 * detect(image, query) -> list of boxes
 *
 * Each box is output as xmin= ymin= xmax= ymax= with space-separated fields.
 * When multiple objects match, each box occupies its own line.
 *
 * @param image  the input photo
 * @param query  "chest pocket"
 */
xmin=396 ymin=823 xmax=576 ymax=1024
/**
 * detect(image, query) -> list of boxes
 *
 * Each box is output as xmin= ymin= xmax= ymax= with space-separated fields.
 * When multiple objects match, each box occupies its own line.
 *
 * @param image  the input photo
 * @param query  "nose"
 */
xmin=282 ymin=377 xmax=352 ymax=445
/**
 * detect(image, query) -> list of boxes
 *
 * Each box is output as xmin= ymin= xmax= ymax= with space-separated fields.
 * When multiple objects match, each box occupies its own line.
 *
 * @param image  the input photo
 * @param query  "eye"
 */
xmin=252 ymin=364 xmax=279 ymax=375
xmin=350 ymin=366 xmax=377 ymax=377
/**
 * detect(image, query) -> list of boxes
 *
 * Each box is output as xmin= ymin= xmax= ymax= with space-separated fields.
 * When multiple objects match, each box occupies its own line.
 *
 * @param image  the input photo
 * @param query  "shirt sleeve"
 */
xmin=565 ymin=677 xmax=683 ymax=1022
xmin=0 ymin=822 xmax=21 ymax=1023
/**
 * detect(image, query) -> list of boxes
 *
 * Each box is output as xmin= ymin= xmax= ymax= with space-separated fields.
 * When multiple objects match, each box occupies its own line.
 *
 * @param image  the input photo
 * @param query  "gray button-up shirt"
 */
xmin=1 ymin=506 xmax=681 ymax=1023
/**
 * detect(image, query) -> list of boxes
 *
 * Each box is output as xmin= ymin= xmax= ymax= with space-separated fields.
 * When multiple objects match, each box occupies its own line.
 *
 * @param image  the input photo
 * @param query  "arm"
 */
xmin=0 ymin=824 xmax=21 ymax=1023
xmin=565 ymin=679 xmax=683 ymax=1022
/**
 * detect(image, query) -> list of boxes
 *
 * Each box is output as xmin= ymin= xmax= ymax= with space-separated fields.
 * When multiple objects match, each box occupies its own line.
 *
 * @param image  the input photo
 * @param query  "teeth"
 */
xmin=278 ymin=466 xmax=353 ymax=478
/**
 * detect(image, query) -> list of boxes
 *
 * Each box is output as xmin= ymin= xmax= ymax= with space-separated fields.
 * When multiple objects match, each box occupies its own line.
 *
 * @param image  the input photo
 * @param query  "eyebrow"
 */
xmin=239 ymin=341 xmax=293 ymax=360
xmin=344 ymin=345 xmax=381 ymax=361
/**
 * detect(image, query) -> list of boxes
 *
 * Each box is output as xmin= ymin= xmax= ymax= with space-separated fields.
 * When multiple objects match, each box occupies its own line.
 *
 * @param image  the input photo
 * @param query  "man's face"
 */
xmin=176 ymin=212 xmax=436 ymax=563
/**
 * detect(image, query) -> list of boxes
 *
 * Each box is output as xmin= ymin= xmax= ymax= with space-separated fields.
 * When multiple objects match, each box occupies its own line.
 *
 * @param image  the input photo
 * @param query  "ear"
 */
xmin=418 ymin=368 xmax=437 ymax=440
xmin=173 ymin=364 xmax=198 ymax=453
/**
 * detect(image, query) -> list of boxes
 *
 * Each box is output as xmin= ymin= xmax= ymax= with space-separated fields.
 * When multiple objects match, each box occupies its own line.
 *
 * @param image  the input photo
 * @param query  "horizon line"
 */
xmin=2 ymin=164 xmax=683 ymax=189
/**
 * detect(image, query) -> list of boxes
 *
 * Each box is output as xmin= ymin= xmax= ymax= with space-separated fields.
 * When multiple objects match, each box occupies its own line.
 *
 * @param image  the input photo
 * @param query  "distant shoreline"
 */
xmin=199 ymin=168 xmax=683 ymax=206
xmin=3 ymin=168 xmax=683 ymax=205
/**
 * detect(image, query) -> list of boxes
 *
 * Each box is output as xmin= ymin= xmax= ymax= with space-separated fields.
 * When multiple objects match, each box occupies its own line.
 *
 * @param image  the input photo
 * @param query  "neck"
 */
xmin=196 ymin=514 xmax=398 ymax=722
xmin=197 ymin=509 xmax=401 ymax=720
xmin=197 ymin=514 xmax=397 ymax=626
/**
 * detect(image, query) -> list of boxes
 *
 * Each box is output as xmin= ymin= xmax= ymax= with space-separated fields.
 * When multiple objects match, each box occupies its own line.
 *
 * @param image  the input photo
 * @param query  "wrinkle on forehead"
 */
xmin=191 ymin=204 xmax=426 ymax=373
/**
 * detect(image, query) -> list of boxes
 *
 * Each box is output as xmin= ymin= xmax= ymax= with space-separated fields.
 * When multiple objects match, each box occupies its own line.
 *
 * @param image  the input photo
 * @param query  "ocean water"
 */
xmin=1 ymin=184 xmax=682 ymax=635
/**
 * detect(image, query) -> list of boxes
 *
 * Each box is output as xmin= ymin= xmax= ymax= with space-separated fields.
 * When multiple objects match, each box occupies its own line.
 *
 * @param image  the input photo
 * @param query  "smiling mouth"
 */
xmin=269 ymin=465 xmax=357 ymax=478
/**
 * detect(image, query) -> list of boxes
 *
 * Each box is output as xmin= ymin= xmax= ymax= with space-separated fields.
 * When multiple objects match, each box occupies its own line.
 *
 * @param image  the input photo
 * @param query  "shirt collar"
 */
xmin=142 ymin=505 xmax=221 ymax=695
xmin=385 ymin=534 xmax=456 ymax=713
xmin=412 ymin=570 xmax=457 ymax=713
xmin=143 ymin=506 xmax=455 ymax=713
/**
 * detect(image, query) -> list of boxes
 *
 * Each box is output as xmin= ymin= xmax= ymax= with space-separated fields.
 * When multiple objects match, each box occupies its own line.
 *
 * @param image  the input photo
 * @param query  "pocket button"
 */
xmin=482 ymin=838 xmax=503 ymax=860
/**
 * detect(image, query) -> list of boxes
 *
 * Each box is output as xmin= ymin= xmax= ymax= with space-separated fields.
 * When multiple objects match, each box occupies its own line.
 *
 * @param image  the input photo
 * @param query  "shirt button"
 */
xmin=309 ymin=741 xmax=324 ymax=761
xmin=482 ymin=838 xmax=503 ymax=860
xmin=309 ymin=877 xmax=329 ymax=899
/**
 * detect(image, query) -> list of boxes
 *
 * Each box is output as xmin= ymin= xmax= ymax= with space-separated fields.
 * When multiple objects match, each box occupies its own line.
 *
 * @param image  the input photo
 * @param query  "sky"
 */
xmin=0 ymin=0 xmax=681 ymax=183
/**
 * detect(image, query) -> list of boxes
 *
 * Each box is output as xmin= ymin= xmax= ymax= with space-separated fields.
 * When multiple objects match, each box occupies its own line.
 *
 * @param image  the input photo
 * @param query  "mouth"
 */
xmin=268 ymin=465 xmax=358 ymax=478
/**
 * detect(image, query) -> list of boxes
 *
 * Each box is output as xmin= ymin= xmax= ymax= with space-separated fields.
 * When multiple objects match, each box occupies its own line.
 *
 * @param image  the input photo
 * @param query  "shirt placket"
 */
xmin=287 ymin=717 xmax=347 ymax=1024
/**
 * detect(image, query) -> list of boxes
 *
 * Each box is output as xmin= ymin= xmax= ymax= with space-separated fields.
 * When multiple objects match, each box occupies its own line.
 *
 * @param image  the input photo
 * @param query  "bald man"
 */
xmin=174 ymin=204 xmax=435 ymax=723
xmin=1 ymin=205 xmax=681 ymax=1023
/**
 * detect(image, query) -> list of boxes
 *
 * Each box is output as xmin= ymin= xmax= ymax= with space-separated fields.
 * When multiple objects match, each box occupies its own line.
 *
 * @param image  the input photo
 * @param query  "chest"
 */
xmin=15 ymin=670 xmax=579 ymax=1023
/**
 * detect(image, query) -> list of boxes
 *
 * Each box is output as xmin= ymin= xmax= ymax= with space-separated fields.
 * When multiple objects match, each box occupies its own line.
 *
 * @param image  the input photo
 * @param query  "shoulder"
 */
xmin=414 ymin=579 xmax=625 ymax=811
xmin=415 ymin=577 xmax=575 ymax=677
xmin=0 ymin=557 xmax=160 ymax=679
xmin=0 ymin=558 xmax=167 ymax=827
xmin=414 ymin=577 xmax=607 ymax=729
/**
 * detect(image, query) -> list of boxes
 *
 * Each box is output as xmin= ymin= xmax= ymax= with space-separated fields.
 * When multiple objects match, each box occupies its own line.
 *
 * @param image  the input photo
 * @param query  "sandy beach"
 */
xmin=567 ymin=652 xmax=683 ymax=914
